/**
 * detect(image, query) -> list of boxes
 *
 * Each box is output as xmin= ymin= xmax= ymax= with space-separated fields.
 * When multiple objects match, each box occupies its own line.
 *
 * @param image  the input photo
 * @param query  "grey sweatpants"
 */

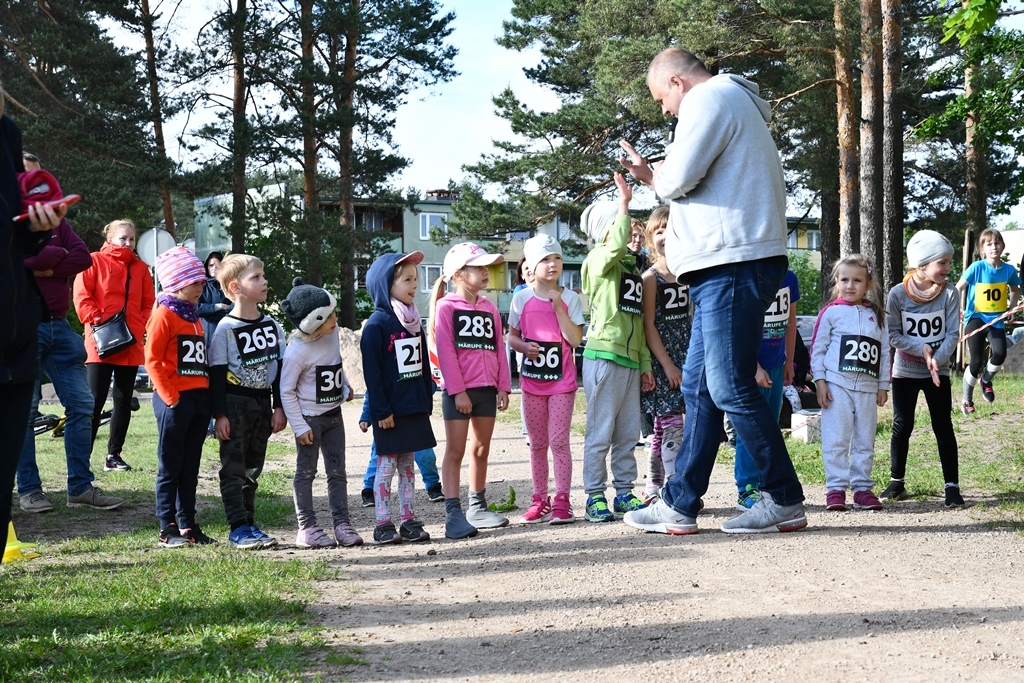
xmin=582 ymin=357 xmax=640 ymax=496
xmin=293 ymin=408 xmax=350 ymax=530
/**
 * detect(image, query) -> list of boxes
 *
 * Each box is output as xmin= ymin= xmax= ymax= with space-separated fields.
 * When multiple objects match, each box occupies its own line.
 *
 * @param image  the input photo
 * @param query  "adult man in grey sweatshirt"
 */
xmin=620 ymin=48 xmax=806 ymax=535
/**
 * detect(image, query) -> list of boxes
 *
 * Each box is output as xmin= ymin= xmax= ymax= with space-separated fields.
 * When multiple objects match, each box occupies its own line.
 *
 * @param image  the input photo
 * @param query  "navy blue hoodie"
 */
xmin=360 ymin=253 xmax=434 ymax=422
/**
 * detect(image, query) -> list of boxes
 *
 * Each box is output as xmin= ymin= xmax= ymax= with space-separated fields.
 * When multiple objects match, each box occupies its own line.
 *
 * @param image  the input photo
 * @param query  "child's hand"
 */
xmin=270 ymin=406 xmax=286 ymax=433
xmin=922 ymin=345 xmax=941 ymax=387
xmin=664 ymin=363 xmax=682 ymax=390
xmin=378 ymin=414 xmax=395 ymax=429
xmin=297 ymin=430 xmax=314 ymax=446
xmin=755 ymin=364 xmax=772 ymax=389
xmin=359 ymin=421 xmax=370 ymax=433
xmin=640 ymin=371 xmax=655 ymax=393
xmin=614 ymin=172 xmax=632 ymax=211
xmin=215 ymin=415 xmax=231 ymax=441
xmin=344 ymin=383 xmax=355 ymax=402
xmin=497 ymin=391 xmax=510 ymax=411
xmin=524 ymin=341 xmax=541 ymax=361
xmin=876 ymin=390 xmax=888 ymax=407
xmin=816 ymin=380 xmax=832 ymax=409
xmin=784 ymin=361 xmax=794 ymax=385
xmin=454 ymin=391 xmax=473 ymax=414
xmin=546 ymin=288 xmax=562 ymax=308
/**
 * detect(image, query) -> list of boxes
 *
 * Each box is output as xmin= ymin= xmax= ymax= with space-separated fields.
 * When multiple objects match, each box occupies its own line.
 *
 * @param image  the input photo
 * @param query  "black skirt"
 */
xmin=371 ymin=412 xmax=437 ymax=455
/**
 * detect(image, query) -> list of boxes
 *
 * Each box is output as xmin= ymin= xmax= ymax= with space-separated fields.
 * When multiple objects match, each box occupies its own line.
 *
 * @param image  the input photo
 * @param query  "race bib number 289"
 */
xmin=838 ymin=335 xmax=881 ymax=378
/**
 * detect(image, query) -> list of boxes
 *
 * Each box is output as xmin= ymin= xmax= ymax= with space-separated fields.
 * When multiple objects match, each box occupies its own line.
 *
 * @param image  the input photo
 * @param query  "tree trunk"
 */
xmin=835 ymin=0 xmax=859 ymax=257
xmin=299 ymin=0 xmax=321 ymax=285
xmin=140 ymin=0 xmax=175 ymax=238
xmin=859 ymin=0 xmax=883 ymax=277
xmin=335 ymin=0 xmax=359 ymax=330
xmin=230 ymin=0 xmax=248 ymax=255
xmin=881 ymin=0 xmax=903 ymax=292
xmin=964 ymin=62 xmax=986 ymax=237
xmin=820 ymin=185 xmax=842 ymax=305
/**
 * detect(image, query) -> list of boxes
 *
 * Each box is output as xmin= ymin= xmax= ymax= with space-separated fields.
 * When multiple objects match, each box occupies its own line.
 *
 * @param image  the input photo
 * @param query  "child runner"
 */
xmin=639 ymin=205 xmax=689 ymax=500
xmin=732 ymin=268 xmax=799 ymax=509
xmin=580 ymin=173 xmax=654 ymax=522
xmin=508 ymin=234 xmax=584 ymax=525
xmin=146 ymin=247 xmax=216 ymax=547
xmin=209 ymin=254 xmax=287 ymax=549
xmin=428 ymin=242 xmax=511 ymax=539
xmin=956 ymin=228 xmax=1020 ymax=414
xmin=885 ymin=230 xmax=964 ymax=507
xmin=280 ymin=279 xmax=361 ymax=549
xmin=360 ymin=251 xmax=436 ymax=544
xmin=811 ymin=254 xmax=890 ymax=512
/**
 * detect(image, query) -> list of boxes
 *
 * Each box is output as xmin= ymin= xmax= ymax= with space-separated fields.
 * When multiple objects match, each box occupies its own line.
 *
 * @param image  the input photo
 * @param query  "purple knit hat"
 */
xmin=155 ymin=246 xmax=206 ymax=292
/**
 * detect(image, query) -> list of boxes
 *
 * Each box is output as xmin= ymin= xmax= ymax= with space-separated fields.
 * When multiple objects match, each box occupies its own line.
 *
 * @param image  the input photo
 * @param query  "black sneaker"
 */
xmin=880 ymin=480 xmax=907 ymax=501
xmin=181 ymin=526 xmax=218 ymax=545
xmin=105 ymin=454 xmax=132 ymax=472
xmin=400 ymin=519 xmax=430 ymax=542
xmin=945 ymin=486 xmax=965 ymax=508
xmin=373 ymin=522 xmax=402 ymax=545
xmin=160 ymin=523 xmax=187 ymax=548
xmin=980 ymin=376 xmax=995 ymax=403
xmin=426 ymin=483 xmax=444 ymax=503
xmin=360 ymin=488 xmax=374 ymax=508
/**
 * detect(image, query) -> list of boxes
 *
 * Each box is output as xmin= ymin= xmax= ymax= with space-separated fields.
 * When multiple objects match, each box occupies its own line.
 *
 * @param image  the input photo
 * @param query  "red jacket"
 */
xmin=73 ymin=242 xmax=155 ymax=365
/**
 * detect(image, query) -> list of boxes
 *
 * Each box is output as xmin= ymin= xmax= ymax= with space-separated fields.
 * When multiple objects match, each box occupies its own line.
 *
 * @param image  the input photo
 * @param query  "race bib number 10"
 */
xmin=975 ymin=282 xmax=1008 ymax=313
xmin=838 ymin=335 xmax=881 ymax=378
xmin=619 ymin=272 xmax=643 ymax=315
xmin=394 ymin=336 xmax=423 ymax=380
xmin=658 ymin=282 xmax=690 ymax=321
xmin=315 ymin=363 xmax=346 ymax=404
xmin=520 ymin=340 xmax=562 ymax=381
xmin=234 ymin=321 xmax=279 ymax=367
xmin=454 ymin=311 xmax=497 ymax=351
xmin=177 ymin=335 xmax=208 ymax=377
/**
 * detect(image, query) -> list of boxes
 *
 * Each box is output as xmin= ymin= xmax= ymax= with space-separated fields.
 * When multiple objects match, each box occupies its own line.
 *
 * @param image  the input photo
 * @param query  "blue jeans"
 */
xmin=362 ymin=442 xmax=439 ymax=491
xmin=733 ymin=363 xmax=784 ymax=492
xmin=17 ymin=319 xmax=96 ymax=497
xmin=662 ymin=258 xmax=804 ymax=516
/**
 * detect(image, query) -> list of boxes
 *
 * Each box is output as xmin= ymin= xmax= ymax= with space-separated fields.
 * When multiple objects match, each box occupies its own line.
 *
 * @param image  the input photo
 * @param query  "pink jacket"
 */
xmin=434 ymin=293 xmax=511 ymax=395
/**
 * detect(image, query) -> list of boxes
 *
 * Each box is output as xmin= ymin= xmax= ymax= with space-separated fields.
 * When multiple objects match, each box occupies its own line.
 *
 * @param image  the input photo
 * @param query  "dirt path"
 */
xmin=296 ymin=403 xmax=1024 ymax=682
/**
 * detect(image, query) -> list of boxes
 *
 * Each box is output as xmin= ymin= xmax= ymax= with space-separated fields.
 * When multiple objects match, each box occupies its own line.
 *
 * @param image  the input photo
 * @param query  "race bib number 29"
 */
xmin=177 ymin=335 xmax=207 ymax=377
xmin=838 ymin=335 xmax=881 ymax=378
xmin=619 ymin=272 xmax=643 ymax=315
xmin=454 ymin=311 xmax=497 ymax=351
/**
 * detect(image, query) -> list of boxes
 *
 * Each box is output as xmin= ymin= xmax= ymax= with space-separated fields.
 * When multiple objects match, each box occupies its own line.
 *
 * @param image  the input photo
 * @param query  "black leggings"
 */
xmin=87 ymin=363 xmax=137 ymax=456
xmin=889 ymin=376 xmax=959 ymax=484
xmin=965 ymin=318 xmax=1007 ymax=378
xmin=1 ymin=381 xmax=35 ymax=551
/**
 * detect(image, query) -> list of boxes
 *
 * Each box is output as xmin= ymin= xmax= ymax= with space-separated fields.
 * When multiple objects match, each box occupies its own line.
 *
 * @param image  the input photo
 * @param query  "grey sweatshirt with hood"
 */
xmin=655 ymin=74 xmax=788 ymax=279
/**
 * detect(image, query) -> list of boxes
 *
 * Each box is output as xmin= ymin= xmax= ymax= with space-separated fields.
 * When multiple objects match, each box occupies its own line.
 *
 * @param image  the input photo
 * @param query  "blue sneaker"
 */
xmin=584 ymin=494 xmax=615 ymax=523
xmin=612 ymin=492 xmax=649 ymax=518
xmin=228 ymin=525 xmax=263 ymax=550
xmin=737 ymin=484 xmax=762 ymax=511
xmin=249 ymin=524 xmax=277 ymax=548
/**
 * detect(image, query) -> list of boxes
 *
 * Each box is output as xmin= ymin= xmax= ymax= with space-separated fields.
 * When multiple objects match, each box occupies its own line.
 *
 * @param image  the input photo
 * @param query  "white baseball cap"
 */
xmin=442 ymin=242 xmax=504 ymax=281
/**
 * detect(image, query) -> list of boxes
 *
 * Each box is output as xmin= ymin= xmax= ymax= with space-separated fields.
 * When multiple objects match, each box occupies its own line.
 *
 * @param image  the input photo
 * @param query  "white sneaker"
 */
xmin=721 ymin=490 xmax=807 ymax=534
xmin=622 ymin=498 xmax=697 ymax=535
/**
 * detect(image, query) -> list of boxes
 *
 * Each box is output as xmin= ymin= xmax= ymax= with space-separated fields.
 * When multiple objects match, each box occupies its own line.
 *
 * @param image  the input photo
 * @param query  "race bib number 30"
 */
xmin=177 ymin=335 xmax=208 ymax=377
xmin=658 ymin=282 xmax=690 ymax=321
xmin=902 ymin=311 xmax=944 ymax=350
xmin=394 ymin=336 xmax=423 ymax=380
xmin=975 ymin=282 xmax=1008 ymax=313
xmin=316 ymin=363 xmax=346 ymax=404
xmin=838 ymin=335 xmax=881 ymax=378
xmin=618 ymin=272 xmax=643 ymax=315
xmin=520 ymin=340 xmax=562 ymax=381
xmin=234 ymin=321 xmax=280 ymax=367
xmin=454 ymin=311 xmax=497 ymax=351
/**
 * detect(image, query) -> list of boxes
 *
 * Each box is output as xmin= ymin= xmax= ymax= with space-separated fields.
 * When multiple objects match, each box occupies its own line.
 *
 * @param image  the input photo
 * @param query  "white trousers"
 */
xmin=820 ymin=383 xmax=877 ymax=491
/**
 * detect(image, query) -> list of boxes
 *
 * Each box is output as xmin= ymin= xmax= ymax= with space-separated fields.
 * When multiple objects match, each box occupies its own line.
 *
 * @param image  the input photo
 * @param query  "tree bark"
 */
xmin=299 ymin=0 xmax=321 ymax=285
xmin=230 ymin=0 xmax=248 ymax=255
xmin=964 ymin=61 xmax=986 ymax=238
xmin=835 ymin=0 xmax=859 ymax=257
xmin=859 ymin=0 xmax=883 ymax=278
xmin=335 ymin=0 xmax=359 ymax=330
xmin=820 ymin=185 xmax=842 ymax=305
xmin=881 ymin=0 xmax=903 ymax=291
xmin=140 ymin=0 xmax=175 ymax=238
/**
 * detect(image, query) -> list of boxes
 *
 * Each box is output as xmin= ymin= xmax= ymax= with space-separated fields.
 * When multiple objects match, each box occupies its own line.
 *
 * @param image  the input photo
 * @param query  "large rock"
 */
xmin=338 ymin=326 xmax=365 ymax=395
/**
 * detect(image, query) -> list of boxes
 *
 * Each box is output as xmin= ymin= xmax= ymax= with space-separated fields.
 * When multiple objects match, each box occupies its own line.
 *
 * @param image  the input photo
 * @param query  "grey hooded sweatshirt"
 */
xmin=655 ymin=74 xmax=788 ymax=279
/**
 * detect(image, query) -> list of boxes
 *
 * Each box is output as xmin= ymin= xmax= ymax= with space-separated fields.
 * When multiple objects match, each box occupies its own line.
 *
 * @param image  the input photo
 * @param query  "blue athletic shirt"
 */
xmin=962 ymin=260 xmax=1021 ymax=326
xmin=759 ymin=270 xmax=799 ymax=368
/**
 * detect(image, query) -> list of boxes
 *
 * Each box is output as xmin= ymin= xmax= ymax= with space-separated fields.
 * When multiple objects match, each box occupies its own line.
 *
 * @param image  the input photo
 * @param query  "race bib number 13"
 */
xmin=454 ymin=311 xmax=497 ymax=351
xmin=234 ymin=321 xmax=279 ymax=367
xmin=838 ymin=335 xmax=881 ymax=378
xmin=394 ymin=336 xmax=423 ymax=380
xmin=177 ymin=335 xmax=208 ymax=377
xmin=618 ymin=272 xmax=643 ymax=315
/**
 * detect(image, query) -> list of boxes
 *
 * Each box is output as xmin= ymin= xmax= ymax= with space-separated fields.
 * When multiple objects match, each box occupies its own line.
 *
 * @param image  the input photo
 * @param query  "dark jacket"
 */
xmin=359 ymin=253 xmax=434 ymax=422
xmin=0 ymin=114 xmax=50 ymax=384
xmin=23 ymin=219 xmax=92 ymax=317
xmin=197 ymin=277 xmax=232 ymax=341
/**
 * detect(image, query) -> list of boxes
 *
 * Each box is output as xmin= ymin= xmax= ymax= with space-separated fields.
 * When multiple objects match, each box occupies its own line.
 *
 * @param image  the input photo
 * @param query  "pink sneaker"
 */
xmin=825 ymin=489 xmax=848 ymax=511
xmin=296 ymin=526 xmax=337 ymax=548
xmin=852 ymin=490 xmax=883 ymax=510
xmin=333 ymin=522 xmax=364 ymax=547
xmin=549 ymin=492 xmax=576 ymax=525
xmin=520 ymin=494 xmax=552 ymax=524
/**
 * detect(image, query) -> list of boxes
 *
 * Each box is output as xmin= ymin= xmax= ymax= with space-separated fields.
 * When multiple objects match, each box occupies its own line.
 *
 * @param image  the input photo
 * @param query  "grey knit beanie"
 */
xmin=906 ymin=230 xmax=954 ymax=268
xmin=280 ymin=278 xmax=337 ymax=334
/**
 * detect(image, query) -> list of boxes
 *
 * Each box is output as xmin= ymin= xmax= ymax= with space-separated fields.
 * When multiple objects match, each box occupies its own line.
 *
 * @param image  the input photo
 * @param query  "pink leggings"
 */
xmin=522 ymin=391 xmax=575 ymax=498
xmin=374 ymin=452 xmax=415 ymax=525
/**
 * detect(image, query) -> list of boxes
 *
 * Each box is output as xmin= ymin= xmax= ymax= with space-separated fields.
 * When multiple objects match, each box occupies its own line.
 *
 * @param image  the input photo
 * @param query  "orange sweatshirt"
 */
xmin=145 ymin=305 xmax=209 ymax=405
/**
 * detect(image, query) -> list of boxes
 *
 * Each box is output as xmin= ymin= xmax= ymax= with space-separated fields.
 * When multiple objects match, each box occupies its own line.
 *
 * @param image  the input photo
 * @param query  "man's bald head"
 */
xmin=647 ymin=48 xmax=709 ymax=88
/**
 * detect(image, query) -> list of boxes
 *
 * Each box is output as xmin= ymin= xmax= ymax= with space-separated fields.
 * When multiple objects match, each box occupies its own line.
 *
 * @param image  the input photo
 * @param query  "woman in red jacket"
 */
xmin=73 ymin=219 xmax=155 ymax=472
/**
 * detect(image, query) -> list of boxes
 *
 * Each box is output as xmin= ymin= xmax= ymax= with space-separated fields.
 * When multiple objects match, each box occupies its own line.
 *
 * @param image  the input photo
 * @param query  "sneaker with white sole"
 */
xmin=720 ymin=490 xmax=807 ymax=534
xmin=20 ymin=491 xmax=54 ymax=513
xmin=250 ymin=524 xmax=277 ymax=548
xmin=296 ymin=526 xmax=337 ymax=549
xmin=549 ymin=492 xmax=575 ymax=524
xmin=104 ymin=453 xmax=132 ymax=471
xmin=228 ymin=525 xmax=263 ymax=549
xmin=66 ymin=486 xmax=123 ymax=510
xmin=622 ymin=498 xmax=698 ymax=535
xmin=159 ymin=523 xmax=187 ymax=548
xmin=333 ymin=522 xmax=364 ymax=547
xmin=520 ymin=495 xmax=552 ymax=524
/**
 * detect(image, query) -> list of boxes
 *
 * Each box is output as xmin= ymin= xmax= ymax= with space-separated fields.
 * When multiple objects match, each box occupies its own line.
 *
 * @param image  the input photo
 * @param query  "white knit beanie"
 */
xmin=906 ymin=230 xmax=954 ymax=268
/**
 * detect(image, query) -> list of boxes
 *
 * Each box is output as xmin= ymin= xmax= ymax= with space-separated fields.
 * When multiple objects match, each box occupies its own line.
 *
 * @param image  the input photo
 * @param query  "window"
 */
xmin=420 ymin=265 xmax=442 ymax=292
xmin=806 ymin=229 xmax=820 ymax=250
xmin=420 ymin=213 xmax=446 ymax=240
xmin=787 ymin=229 xmax=799 ymax=249
xmin=357 ymin=209 xmax=383 ymax=232
xmin=559 ymin=269 xmax=581 ymax=292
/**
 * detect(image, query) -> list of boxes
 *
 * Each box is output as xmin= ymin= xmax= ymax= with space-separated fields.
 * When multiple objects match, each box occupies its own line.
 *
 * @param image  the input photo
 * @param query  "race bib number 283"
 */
xmin=454 ymin=311 xmax=497 ymax=351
